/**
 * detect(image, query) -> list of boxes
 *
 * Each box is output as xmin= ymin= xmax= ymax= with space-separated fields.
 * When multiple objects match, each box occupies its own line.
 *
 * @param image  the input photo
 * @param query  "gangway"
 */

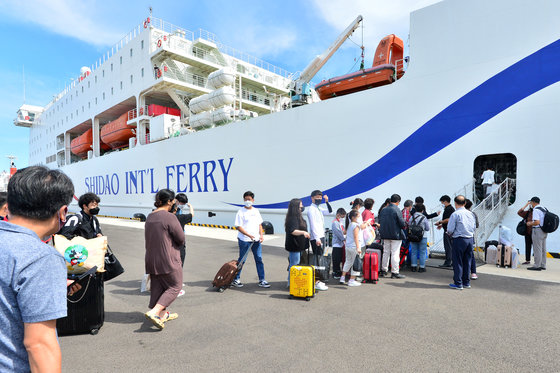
xmin=428 ymin=178 xmax=516 ymax=257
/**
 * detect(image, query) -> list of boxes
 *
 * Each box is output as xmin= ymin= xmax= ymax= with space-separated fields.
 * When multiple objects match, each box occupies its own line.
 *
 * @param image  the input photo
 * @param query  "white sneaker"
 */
xmin=315 ymin=282 xmax=328 ymax=291
xmin=348 ymin=280 xmax=362 ymax=287
xmin=177 ymin=290 xmax=185 ymax=297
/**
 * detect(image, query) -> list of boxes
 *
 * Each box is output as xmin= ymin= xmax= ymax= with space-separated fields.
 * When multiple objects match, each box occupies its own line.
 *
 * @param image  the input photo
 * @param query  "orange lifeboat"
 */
xmin=315 ymin=34 xmax=405 ymax=100
xmin=100 ymin=113 xmax=136 ymax=149
xmin=70 ymin=129 xmax=93 ymax=157
xmin=70 ymin=129 xmax=111 ymax=157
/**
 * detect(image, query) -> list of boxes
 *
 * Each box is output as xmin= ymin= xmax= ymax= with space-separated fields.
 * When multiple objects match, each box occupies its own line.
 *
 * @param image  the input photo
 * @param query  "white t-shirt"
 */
xmin=532 ymin=206 xmax=545 ymax=228
xmin=481 ymin=170 xmax=495 ymax=185
xmin=235 ymin=207 xmax=263 ymax=242
xmin=345 ymin=221 xmax=364 ymax=249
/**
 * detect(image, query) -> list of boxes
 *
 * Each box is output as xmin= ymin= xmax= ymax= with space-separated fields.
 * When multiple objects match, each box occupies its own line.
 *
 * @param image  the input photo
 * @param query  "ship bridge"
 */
xmin=14 ymin=104 xmax=44 ymax=127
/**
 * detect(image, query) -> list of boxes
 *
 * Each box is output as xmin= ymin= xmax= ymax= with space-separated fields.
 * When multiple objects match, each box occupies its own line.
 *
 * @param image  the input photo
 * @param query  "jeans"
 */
xmin=451 ymin=237 xmax=473 ymax=287
xmin=287 ymin=251 xmax=301 ymax=281
xmin=235 ymin=239 xmax=265 ymax=281
xmin=410 ymin=237 xmax=428 ymax=268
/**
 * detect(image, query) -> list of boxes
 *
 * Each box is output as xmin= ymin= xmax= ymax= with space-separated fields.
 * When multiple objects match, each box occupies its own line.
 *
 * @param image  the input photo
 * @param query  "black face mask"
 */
xmin=89 ymin=207 xmax=100 ymax=215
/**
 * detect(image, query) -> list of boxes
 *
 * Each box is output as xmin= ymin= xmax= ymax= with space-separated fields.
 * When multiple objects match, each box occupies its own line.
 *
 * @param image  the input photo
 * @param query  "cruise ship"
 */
xmin=15 ymin=0 xmax=560 ymax=253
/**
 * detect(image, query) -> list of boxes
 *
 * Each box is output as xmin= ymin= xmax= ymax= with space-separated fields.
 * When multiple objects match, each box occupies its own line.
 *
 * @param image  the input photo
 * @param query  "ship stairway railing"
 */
xmin=155 ymin=62 xmax=208 ymax=90
xmin=428 ymin=179 xmax=476 ymax=254
xmin=149 ymin=17 xmax=291 ymax=79
xmin=428 ymin=178 xmax=516 ymax=258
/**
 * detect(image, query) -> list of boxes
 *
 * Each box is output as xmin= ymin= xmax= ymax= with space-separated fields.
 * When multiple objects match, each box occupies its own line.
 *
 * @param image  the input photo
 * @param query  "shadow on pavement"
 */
xmin=105 ymin=311 xmax=147 ymax=325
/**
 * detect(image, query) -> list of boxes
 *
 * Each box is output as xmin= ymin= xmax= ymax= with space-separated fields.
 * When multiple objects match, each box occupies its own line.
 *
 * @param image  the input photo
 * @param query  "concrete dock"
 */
xmin=59 ymin=218 xmax=560 ymax=372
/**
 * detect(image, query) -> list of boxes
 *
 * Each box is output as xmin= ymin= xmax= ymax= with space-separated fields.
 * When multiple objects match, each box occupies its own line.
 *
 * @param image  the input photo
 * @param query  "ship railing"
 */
xmin=149 ymin=17 xmax=291 ymax=79
xmin=241 ymin=88 xmax=271 ymax=107
xmin=428 ymin=178 xmax=515 ymax=258
xmin=151 ymin=29 xmax=225 ymax=67
xmin=158 ymin=62 xmax=207 ymax=88
xmin=428 ymin=178 xmax=476 ymax=254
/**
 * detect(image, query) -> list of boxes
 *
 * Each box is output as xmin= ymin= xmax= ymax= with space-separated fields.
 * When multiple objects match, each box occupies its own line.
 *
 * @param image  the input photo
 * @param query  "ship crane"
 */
xmin=289 ymin=15 xmax=363 ymax=107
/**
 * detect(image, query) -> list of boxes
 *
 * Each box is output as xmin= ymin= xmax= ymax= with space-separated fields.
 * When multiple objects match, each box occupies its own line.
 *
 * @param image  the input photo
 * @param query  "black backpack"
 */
xmin=536 ymin=207 xmax=559 ymax=233
xmin=407 ymin=214 xmax=425 ymax=242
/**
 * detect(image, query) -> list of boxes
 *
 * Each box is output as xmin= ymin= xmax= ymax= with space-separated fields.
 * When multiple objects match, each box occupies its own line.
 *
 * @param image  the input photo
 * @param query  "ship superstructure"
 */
xmin=15 ymin=17 xmax=292 ymax=167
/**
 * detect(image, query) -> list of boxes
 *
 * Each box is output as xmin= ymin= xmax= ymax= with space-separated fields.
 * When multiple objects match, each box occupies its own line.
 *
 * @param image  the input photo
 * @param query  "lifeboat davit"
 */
xmin=100 ymin=113 xmax=136 ymax=149
xmin=315 ymin=34 xmax=405 ymax=100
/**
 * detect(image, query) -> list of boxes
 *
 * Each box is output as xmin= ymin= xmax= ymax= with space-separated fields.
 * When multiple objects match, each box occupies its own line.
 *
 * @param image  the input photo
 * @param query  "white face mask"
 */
xmin=244 ymin=200 xmax=253 ymax=208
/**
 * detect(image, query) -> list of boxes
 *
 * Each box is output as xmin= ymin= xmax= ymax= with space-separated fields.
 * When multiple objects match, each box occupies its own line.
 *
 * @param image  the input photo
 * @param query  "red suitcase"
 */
xmin=363 ymin=251 xmax=379 ymax=283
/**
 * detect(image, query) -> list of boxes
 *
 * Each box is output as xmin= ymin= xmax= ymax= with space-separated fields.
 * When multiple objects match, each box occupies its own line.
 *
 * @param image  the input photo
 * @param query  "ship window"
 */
xmin=111 ymin=63 xmax=113 ymax=71
xmin=95 ymin=76 xmax=97 ymax=83
xmin=82 ymin=106 xmax=84 ymax=112
xmin=102 ymin=70 xmax=105 ymax=77
xmin=88 ymin=102 xmax=90 ymax=109
xmin=141 ymin=68 xmax=144 ymax=77
xmin=82 ymin=86 xmax=84 ymax=93
xmin=141 ymin=40 xmax=144 ymax=49
xmin=95 ymin=97 xmax=98 ymax=105
xmin=130 ymin=48 xmax=133 ymax=57
xmin=103 ymin=92 xmax=105 ymax=100
xmin=473 ymin=153 xmax=517 ymax=203
xmin=130 ymin=74 xmax=133 ymax=84
xmin=71 ymin=113 xmax=73 ymax=119
xmin=120 ymin=81 xmax=123 ymax=90
xmin=120 ymin=56 xmax=122 ymax=64
xmin=111 ymin=87 xmax=114 ymax=95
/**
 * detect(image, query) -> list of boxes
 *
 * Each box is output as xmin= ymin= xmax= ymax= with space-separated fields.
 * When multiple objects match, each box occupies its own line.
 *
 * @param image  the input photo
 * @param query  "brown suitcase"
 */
xmin=211 ymin=241 xmax=253 ymax=292
xmin=497 ymin=244 xmax=512 ymax=267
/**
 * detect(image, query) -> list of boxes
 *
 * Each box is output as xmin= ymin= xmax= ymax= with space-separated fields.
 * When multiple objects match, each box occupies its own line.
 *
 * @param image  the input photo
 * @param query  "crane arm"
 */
xmin=298 ymin=15 xmax=363 ymax=84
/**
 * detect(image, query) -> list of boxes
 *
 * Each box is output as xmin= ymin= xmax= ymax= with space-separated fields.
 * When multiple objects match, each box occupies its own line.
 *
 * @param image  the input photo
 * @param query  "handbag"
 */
xmin=362 ymin=226 xmax=376 ymax=246
xmin=352 ymin=254 xmax=363 ymax=273
xmin=516 ymin=219 xmax=527 ymax=236
xmin=103 ymin=245 xmax=125 ymax=281
xmin=53 ymin=235 xmax=107 ymax=274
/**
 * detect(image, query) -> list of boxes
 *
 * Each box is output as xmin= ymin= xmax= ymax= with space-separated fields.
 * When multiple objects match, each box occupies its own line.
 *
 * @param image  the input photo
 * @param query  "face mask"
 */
xmin=300 ymin=206 xmax=305 ymax=213
xmin=89 ymin=207 xmax=100 ymax=215
xmin=244 ymin=200 xmax=253 ymax=208
xmin=314 ymin=199 xmax=322 ymax=206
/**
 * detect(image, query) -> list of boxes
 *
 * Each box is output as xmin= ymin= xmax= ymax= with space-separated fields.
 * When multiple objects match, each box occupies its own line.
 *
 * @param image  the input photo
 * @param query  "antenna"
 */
xmin=149 ymin=6 xmax=153 ymax=16
xmin=22 ymin=65 xmax=25 ymax=104
xmin=6 ymin=155 xmax=17 ymax=168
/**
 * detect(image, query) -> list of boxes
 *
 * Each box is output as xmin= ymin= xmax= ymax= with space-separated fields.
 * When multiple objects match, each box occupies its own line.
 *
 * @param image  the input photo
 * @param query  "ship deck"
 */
xmin=59 ymin=218 xmax=560 ymax=372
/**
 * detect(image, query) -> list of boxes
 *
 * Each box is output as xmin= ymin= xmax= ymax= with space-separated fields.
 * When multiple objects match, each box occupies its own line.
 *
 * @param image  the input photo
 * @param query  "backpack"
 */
xmin=536 ymin=207 xmax=559 ymax=233
xmin=407 ymin=214 xmax=425 ymax=242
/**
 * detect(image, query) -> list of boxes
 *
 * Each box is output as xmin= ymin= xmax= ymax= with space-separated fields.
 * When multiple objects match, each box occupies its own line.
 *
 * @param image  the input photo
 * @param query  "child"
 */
xmin=340 ymin=210 xmax=363 ymax=287
xmin=331 ymin=208 xmax=346 ymax=279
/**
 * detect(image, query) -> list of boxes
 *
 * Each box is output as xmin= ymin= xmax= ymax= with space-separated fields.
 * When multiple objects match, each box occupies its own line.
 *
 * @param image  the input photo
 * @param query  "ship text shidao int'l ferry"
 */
xmin=15 ymin=0 xmax=560 ymax=252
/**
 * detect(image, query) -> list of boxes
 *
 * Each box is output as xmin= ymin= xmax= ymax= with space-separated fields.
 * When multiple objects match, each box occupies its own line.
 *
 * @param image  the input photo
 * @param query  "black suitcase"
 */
xmin=310 ymin=253 xmax=331 ymax=283
xmin=57 ymin=272 xmax=104 ymax=335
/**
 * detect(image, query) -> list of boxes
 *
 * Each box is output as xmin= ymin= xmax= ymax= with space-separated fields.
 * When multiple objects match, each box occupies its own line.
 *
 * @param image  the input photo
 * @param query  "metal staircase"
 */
xmin=428 ymin=178 xmax=516 ymax=254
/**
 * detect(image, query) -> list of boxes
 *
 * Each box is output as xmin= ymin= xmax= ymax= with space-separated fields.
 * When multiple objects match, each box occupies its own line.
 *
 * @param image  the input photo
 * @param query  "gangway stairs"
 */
xmin=428 ymin=178 xmax=516 ymax=256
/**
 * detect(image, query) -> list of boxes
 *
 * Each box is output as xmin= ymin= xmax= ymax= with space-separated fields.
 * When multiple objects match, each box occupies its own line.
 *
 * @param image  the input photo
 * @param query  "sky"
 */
xmin=0 ymin=0 xmax=439 ymax=170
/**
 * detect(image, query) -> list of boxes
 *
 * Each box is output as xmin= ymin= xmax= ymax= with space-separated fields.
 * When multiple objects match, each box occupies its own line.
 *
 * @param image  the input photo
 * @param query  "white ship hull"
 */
xmin=25 ymin=0 xmax=560 ymax=252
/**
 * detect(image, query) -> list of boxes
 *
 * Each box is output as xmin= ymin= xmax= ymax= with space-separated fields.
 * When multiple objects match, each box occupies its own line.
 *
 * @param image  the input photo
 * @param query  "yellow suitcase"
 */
xmin=289 ymin=265 xmax=315 ymax=301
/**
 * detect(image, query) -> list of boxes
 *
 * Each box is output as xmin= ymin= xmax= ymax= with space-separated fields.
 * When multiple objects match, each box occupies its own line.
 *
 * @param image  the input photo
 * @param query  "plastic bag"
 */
xmin=362 ymin=226 xmax=376 ymax=246
xmin=499 ymin=225 xmax=513 ymax=246
xmin=141 ymin=274 xmax=151 ymax=292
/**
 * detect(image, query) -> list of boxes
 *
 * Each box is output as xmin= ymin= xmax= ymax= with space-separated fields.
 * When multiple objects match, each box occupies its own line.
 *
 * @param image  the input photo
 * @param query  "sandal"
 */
xmin=144 ymin=312 xmax=165 ymax=330
xmin=162 ymin=311 xmax=178 ymax=322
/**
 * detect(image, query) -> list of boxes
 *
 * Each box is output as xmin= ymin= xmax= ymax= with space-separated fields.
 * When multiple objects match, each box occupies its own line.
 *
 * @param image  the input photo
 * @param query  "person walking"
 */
xmin=518 ymin=201 xmax=533 ymax=265
xmin=379 ymin=194 xmax=406 ymax=279
xmin=340 ymin=210 xmax=363 ymax=287
xmin=306 ymin=190 xmax=332 ymax=291
xmin=435 ymin=195 xmax=455 ymax=267
xmin=144 ymin=189 xmax=185 ymax=330
xmin=232 ymin=191 xmax=270 ymax=288
xmin=409 ymin=204 xmax=430 ymax=272
xmin=59 ymin=192 xmax=103 ymax=239
xmin=284 ymin=199 xmax=310 ymax=286
xmin=447 ymin=195 xmax=477 ymax=290
xmin=527 ymin=197 xmax=548 ymax=271
xmin=481 ymin=166 xmax=495 ymax=197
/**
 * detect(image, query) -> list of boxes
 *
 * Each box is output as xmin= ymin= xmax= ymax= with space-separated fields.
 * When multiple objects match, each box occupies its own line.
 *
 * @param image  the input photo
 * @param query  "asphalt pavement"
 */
xmin=59 ymin=224 xmax=560 ymax=372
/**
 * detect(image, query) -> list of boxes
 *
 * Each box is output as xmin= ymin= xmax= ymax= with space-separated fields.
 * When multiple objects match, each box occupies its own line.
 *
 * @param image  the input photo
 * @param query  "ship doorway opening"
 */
xmin=473 ymin=153 xmax=516 ymax=203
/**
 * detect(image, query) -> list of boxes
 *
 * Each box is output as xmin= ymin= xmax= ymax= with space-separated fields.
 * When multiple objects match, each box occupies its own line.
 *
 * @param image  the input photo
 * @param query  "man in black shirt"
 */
xmin=435 ymin=195 xmax=455 ymax=267
xmin=59 ymin=193 xmax=102 ymax=239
